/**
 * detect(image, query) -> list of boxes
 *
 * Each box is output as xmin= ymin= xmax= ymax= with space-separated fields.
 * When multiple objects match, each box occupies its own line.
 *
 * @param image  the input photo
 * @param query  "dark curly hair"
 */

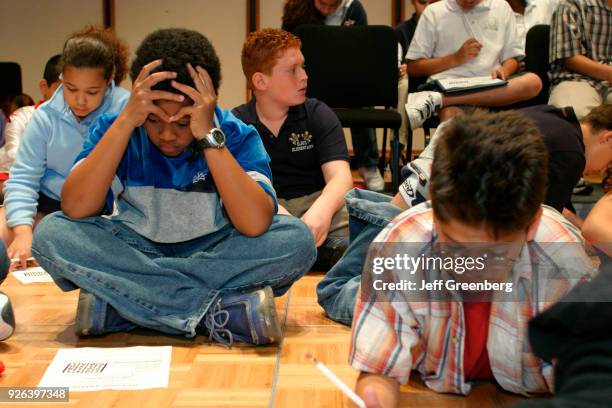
xmin=62 ymin=25 xmax=129 ymax=84
xmin=430 ymin=109 xmax=548 ymax=239
xmin=130 ymin=28 xmax=221 ymax=96
xmin=43 ymin=54 xmax=62 ymax=86
xmin=282 ymin=0 xmax=324 ymax=32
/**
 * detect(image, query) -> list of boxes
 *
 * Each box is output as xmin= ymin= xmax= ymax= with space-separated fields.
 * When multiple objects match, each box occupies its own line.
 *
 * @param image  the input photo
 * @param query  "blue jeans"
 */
xmin=31 ymin=213 xmax=316 ymax=337
xmin=316 ymin=188 xmax=402 ymax=326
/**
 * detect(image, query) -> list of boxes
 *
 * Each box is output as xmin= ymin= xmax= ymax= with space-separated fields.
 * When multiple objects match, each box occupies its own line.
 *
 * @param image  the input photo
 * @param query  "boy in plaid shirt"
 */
xmin=351 ymin=109 xmax=595 ymax=407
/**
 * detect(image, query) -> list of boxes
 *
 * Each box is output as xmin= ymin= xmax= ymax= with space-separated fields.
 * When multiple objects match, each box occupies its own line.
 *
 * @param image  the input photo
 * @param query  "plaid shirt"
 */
xmin=549 ymin=0 xmax=612 ymax=95
xmin=349 ymin=203 xmax=595 ymax=396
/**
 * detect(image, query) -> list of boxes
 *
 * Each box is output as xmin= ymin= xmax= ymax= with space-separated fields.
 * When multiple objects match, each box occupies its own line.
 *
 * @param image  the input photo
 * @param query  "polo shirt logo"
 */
xmin=483 ymin=17 xmax=498 ymax=31
xmin=289 ymin=131 xmax=314 ymax=153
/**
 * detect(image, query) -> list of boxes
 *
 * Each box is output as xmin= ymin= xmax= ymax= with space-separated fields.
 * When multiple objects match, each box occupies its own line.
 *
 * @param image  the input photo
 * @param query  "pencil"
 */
xmin=306 ymin=353 xmax=366 ymax=408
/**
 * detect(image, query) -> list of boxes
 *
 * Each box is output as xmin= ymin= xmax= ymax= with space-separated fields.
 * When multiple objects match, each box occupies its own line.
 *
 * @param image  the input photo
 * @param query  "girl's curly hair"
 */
xmin=62 ymin=25 xmax=129 ymax=84
xmin=282 ymin=0 xmax=325 ymax=32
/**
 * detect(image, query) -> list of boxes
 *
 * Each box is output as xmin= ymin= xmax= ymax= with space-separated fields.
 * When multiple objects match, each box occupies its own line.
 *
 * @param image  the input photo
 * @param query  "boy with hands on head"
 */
xmin=32 ymin=29 xmax=316 ymax=345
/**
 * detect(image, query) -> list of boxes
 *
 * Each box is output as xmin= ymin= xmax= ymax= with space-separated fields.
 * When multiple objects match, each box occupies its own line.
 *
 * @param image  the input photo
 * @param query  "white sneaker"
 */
xmin=405 ymin=91 xmax=443 ymax=129
xmin=358 ymin=167 xmax=385 ymax=192
xmin=0 ymin=292 xmax=15 ymax=341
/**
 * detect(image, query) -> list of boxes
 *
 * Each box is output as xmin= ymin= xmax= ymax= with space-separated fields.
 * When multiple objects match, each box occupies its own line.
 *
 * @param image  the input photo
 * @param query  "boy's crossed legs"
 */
xmin=32 ymin=213 xmax=316 ymax=345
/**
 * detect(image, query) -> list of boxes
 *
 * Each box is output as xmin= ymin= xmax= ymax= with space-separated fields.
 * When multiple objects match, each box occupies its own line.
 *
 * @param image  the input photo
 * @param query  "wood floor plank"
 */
xmin=1 ymin=270 xmax=531 ymax=407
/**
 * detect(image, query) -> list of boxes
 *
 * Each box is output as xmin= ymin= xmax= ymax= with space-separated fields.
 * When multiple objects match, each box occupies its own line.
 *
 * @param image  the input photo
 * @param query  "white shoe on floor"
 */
xmin=358 ymin=167 xmax=385 ymax=192
xmin=0 ymin=292 xmax=15 ymax=341
xmin=405 ymin=91 xmax=442 ymax=129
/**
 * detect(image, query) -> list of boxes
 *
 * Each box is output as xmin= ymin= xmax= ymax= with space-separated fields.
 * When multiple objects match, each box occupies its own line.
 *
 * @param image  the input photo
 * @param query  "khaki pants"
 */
xmin=396 ymin=75 xmax=410 ymax=146
xmin=278 ymin=190 xmax=349 ymax=238
xmin=549 ymin=81 xmax=612 ymax=119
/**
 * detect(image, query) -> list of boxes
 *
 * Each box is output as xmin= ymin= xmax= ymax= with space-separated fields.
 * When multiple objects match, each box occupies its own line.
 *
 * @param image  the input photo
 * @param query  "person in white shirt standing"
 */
xmin=404 ymin=0 xmax=543 ymax=128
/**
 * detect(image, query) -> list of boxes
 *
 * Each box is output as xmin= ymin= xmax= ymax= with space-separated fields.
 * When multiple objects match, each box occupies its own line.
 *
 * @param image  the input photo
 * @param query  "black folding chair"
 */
xmin=525 ymin=24 xmax=551 ymax=106
xmin=294 ymin=24 xmax=405 ymax=192
xmin=0 ymin=62 xmax=22 ymax=112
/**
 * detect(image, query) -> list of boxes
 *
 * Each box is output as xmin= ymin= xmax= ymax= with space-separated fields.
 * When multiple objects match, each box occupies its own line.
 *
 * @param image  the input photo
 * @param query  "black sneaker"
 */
xmin=201 ymin=286 xmax=282 ymax=347
xmin=573 ymin=178 xmax=593 ymax=195
xmin=312 ymin=236 xmax=349 ymax=272
xmin=74 ymin=290 xmax=136 ymax=336
xmin=0 ymin=291 xmax=15 ymax=341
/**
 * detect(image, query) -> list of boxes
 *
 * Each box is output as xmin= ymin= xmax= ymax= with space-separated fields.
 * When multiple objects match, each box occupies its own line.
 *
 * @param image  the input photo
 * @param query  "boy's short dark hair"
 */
xmin=580 ymin=104 xmax=612 ymax=133
xmin=43 ymin=54 xmax=62 ymax=86
xmin=430 ymin=109 xmax=548 ymax=238
xmin=130 ymin=28 xmax=221 ymax=95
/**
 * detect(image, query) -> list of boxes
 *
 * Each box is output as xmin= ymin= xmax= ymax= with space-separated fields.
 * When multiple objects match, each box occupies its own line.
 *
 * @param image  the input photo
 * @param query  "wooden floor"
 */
xmin=0 ymin=271 xmax=526 ymax=408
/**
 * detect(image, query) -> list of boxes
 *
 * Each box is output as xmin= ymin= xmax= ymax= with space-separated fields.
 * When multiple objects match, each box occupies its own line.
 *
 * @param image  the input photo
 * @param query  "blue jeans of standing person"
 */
xmin=351 ymin=127 xmax=379 ymax=168
xmin=31 ymin=213 xmax=316 ymax=337
xmin=316 ymin=188 xmax=402 ymax=326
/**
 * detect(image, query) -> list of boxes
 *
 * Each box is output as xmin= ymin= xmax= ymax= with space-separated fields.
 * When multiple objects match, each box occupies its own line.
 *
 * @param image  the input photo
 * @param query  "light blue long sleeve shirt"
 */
xmin=3 ymin=82 xmax=129 ymax=227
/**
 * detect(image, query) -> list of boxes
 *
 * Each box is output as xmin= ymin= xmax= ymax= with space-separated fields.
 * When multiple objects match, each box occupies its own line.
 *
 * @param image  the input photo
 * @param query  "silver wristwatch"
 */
xmin=195 ymin=128 xmax=226 ymax=150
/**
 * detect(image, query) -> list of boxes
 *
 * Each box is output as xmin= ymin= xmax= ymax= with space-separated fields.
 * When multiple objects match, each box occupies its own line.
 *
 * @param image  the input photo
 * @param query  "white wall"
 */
xmin=0 ymin=0 xmax=102 ymax=101
xmin=114 ymin=0 xmax=247 ymax=109
xmin=1 ymin=0 xmax=419 ymax=150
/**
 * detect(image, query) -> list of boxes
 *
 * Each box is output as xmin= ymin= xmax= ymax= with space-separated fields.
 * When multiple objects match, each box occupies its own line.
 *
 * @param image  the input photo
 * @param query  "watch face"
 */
xmin=211 ymin=129 xmax=225 ymax=145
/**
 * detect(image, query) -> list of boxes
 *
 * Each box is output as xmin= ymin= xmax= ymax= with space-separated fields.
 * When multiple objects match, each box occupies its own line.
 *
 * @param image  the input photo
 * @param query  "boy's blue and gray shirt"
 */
xmin=75 ymin=106 xmax=277 ymax=243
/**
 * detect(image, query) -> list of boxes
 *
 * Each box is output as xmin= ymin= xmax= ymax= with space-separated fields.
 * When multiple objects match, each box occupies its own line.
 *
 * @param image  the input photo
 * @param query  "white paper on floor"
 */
xmin=38 ymin=346 xmax=172 ymax=391
xmin=11 ymin=267 xmax=53 ymax=283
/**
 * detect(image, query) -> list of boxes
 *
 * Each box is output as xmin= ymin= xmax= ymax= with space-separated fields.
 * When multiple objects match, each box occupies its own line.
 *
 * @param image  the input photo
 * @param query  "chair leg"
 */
xmin=391 ymin=135 xmax=400 ymax=192
xmin=423 ymin=125 xmax=431 ymax=147
xmin=379 ymin=127 xmax=388 ymax=177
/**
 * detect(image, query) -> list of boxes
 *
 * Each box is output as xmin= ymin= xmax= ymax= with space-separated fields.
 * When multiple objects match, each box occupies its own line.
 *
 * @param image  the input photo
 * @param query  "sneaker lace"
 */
xmin=204 ymin=299 xmax=233 ymax=348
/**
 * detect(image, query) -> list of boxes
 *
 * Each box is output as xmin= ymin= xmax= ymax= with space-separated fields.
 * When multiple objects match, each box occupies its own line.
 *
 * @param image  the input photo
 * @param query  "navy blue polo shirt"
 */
xmin=233 ymin=97 xmax=349 ymax=200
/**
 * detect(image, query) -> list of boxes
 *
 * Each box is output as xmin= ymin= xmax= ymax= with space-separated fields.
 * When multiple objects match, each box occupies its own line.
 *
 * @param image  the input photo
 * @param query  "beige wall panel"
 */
xmin=260 ymin=0 xmax=284 ymax=29
xmin=0 ymin=0 xmax=102 ymax=101
xmin=360 ymin=0 xmax=391 ymax=25
xmin=404 ymin=0 xmax=416 ymax=19
xmin=115 ymin=0 xmax=247 ymax=108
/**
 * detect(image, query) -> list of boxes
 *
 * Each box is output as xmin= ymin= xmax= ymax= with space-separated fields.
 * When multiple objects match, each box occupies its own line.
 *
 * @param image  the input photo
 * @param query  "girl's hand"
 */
xmin=169 ymin=64 xmax=218 ymax=139
xmin=8 ymin=228 xmax=33 ymax=271
xmin=118 ymin=59 xmax=185 ymax=129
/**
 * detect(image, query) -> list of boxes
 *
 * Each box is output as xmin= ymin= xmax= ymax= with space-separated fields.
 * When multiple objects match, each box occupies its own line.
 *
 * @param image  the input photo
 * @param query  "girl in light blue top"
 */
xmin=1 ymin=26 xmax=130 ymax=268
